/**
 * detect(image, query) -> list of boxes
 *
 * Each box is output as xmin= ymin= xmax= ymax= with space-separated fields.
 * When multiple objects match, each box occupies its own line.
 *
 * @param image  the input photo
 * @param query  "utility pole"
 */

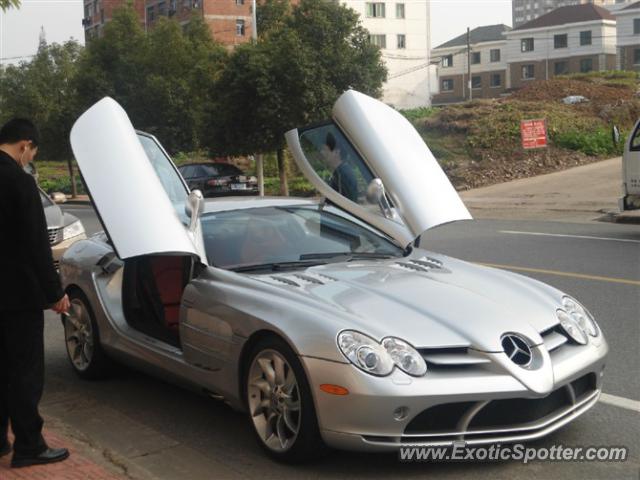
xmin=467 ymin=27 xmax=472 ymax=102
xmin=251 ymin=0 xmax=265 ymax=196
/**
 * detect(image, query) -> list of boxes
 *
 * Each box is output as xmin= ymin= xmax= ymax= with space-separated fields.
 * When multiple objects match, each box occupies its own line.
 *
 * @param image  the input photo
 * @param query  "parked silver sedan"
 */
xmin=60 ymin=91 xmax=607 ymax=462
xmin=39 ymin=187 xmax=86 ymax=268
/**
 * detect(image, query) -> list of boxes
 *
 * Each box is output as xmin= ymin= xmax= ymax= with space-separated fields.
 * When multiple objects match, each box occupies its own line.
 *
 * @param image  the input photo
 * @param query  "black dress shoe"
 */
xmin=0 ymin=442 xmax=11 ymax=457
xmin=11 ymin=447 xmax=70 ymax=468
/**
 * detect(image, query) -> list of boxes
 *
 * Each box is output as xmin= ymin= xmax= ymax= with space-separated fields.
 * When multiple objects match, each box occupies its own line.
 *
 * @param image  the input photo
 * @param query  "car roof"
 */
xmin=202 ymin=196 xmax=320 ymax=214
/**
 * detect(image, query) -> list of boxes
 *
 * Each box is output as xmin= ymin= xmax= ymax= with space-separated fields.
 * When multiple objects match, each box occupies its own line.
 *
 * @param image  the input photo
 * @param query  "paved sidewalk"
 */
xmin=459 ymin=157 xmax=624 ymax=222
xmin=0 ymin=424 xmax=130 ymax=480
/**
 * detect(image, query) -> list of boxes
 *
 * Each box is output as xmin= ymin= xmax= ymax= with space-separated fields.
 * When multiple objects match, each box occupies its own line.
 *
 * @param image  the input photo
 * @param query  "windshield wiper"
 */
xmin=230 ymin=260 xmax=328 ymax=273
xmin=300 ymin=252 xmax=397 ymax=262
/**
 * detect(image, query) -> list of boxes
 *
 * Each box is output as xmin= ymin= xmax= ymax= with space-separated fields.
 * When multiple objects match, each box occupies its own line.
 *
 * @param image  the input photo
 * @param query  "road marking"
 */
xmin=599 ymin=393 xmax=640 ymax=413
xmin=500 ymin=230 xmax=640 ymax=245
xmin=478 ymin=262 xmax=640 ymax=286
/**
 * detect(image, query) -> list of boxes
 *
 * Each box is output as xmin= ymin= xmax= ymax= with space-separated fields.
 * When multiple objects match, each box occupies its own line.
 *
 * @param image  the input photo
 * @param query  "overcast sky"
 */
xmin=0 ymin=0 xmax=512 ymax=63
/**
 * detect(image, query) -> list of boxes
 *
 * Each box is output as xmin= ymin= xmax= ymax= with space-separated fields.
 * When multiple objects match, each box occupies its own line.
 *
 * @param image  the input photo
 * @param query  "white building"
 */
xmin=614 ymin=1 xmax=640 ymax=69
xmin=505 ymin=4 xmax=617 ymax=89
xmin=512 ymin=0 xmax=627 ymax=27
xmin=343 ymin=0 xmax=432 ymax=108
xmin=431 ymin=24 xmax=511 ymax=104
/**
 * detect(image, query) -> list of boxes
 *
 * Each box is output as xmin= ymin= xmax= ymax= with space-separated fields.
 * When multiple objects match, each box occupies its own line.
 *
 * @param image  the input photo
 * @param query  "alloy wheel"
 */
xmin=247 ymin=349 xmax=301 ymax=452
xmin=64 ymin=299 xmax=94 ymax=371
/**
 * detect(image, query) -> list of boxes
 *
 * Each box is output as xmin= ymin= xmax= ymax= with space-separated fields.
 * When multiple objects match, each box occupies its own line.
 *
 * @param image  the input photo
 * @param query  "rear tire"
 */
xmin=244 ymin=336 xmax=328 ymax=463
xmin=63 ymin=290 xmax=114 ymax=380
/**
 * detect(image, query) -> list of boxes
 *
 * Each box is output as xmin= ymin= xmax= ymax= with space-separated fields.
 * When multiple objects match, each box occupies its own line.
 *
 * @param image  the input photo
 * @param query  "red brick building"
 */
xmin=82 ymin=0 xmax=254 ymax=46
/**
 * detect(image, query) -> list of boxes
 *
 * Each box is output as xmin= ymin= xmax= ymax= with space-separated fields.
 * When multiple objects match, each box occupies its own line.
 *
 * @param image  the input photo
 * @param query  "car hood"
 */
xmin=250 ymin=252 xmax=563 ymax=353
xmin=44 ymin=203 xmax=63 ymax=229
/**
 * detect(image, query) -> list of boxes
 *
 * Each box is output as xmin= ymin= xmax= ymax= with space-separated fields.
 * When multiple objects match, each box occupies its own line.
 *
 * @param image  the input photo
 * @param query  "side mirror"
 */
xmin=366 ymin=178 xmax=394 ymax=219
xmin=612 ymin=125 xmax=621 ymax=145
xmin=186 ymin=189 xmax=204 ymax=232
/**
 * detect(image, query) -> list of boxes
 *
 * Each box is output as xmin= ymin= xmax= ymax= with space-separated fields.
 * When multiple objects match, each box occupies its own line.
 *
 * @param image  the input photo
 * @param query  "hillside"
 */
xmin=409 ymin=71 xmax=639 ymax=190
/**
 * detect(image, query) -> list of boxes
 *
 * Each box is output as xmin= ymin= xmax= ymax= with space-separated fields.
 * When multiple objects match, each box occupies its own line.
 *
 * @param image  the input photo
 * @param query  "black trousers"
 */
xmin=0 ymin=309 xmax=48 ymax=455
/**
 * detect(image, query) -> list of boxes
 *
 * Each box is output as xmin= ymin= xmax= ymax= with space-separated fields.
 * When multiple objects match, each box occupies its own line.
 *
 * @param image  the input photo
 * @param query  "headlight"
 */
xmin=562 ymin=296 xmax=599 ymax=337
xmin=62 ymin=220 xmax=85 ymax=240
xmin=556 ymin=309 xmax=588 ymax=345
xmin=337 ymin=331 xmax=395 ymax=376
xmin=382 ymin=337 xmax=427 ymax=376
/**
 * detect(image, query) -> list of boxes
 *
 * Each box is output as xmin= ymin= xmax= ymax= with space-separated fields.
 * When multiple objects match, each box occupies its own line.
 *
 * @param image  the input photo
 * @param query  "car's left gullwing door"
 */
xmin=286 ymin=90 xmax=471 ymax=247
xmin=70 ymin=97 xmax=204 ymax=260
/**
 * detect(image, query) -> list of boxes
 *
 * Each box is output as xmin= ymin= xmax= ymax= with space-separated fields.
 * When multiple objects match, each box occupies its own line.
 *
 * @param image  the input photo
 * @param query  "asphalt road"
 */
xmin=41 ymin=204 xmax=639 ymax=480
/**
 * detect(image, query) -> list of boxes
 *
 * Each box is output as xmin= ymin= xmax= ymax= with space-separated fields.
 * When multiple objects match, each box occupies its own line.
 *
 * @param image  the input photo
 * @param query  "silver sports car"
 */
xmin=60 ymin=91 xmax=608 ymax=462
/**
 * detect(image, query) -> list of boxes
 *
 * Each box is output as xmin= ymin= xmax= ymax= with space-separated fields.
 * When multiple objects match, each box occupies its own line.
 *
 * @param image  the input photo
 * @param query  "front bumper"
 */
xmin=302 ymin=337 xmax=608 ymax=452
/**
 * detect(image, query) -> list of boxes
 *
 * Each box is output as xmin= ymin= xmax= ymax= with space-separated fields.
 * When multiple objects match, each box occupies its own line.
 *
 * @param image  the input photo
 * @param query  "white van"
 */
xmin=620 ymin=120 xmax=640 ymax=211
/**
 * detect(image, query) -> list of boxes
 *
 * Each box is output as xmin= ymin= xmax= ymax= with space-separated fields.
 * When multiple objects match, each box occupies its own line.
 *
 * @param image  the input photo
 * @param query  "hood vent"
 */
xmin=395 ymin=262 xmax=431 ymax=273
xmin=269 ymin=276 xmax=301 ymax=287
xmin=292 ymin=273 xmax=324 ymax=285
xmin=411 ymin=257 xmax=443 ymax=269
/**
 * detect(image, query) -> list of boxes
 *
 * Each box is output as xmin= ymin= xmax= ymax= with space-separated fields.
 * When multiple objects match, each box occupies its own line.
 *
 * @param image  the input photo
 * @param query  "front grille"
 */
xmin=48 ymin=227 xmax=62 ymax=245
xmin=404 ymin=373 xmax=597 ymax=436
xmin=418 ymin=347 xmax=491 ymax=370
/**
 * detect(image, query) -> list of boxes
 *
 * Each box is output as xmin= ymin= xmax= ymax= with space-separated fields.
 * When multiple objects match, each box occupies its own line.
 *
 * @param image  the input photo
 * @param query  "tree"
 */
xmin=206 ymin=0 xmax=387 ymax=194
xmin=75 ymin=6 xmax=226 ymax=153
xmin=0 ymin=40 xmax=84 ymax=193
xmin=0 ymin=0 xmax=20 ymax=11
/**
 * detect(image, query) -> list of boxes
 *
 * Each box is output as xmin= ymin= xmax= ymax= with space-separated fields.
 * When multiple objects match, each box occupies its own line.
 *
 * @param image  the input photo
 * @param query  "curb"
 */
xmin=597 ymin=211 xmax=640 ymax=225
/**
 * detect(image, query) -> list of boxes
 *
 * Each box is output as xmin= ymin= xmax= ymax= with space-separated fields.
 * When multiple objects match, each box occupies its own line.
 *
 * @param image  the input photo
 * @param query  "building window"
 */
xmin=522 ymin=64 xmax=535 ymax=80
xmin=236 ymin=19 xmax=245 ymax=36
xmin=490 ymin=73 xmax=502 ymax=87
xmin=521 ymin=38 xmax=534 ymax=52
xmin=366 ymin=2 xmax=386 ymax=18
xmin=635 ymin=49 xmax=640 ymax=65
xmin=635 ymin=18 xmax=640 ymax=35
xmin=580 ymin=58 xmax=593 ymax=73
xmin=471 ymin=76 xmax=482 ymax=89
xmin=580 ymin=30 xmax=592 ymax=46
xmin=157 ymin=1 xmax=166 ymax=16
xmin=368 ymin=34 xmax=386 ymax=48
xmin=236 ymin=0 xmax=244 ymax=4
xmin=397 ymin=34 xmax=406 ymax=49
xmin=471 ymin=52 xmax=481 ymax=64
xmin=490 ymin=49 xmax=500 ymax=62
xmin=396 ymin=3 xmax=404 ymax=19
xmin=442 ymin=79 xmax=454 ymax=92
xmin=100 ymin=8 xmax=104 ymax=23
xmin=146 ymin=5 xmax=155 ymax=22
xmin=442 ymin=54 xmax=453 ymax=67
xmin=554 ymin=34 xmax=568 ymax=49
xmin=554 ymin=61 xmax=569 ymax=76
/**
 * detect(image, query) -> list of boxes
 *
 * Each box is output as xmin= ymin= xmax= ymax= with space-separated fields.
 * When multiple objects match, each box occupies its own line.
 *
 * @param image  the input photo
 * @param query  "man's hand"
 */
xmin=51 ymin=294 xmax=70 ymax=314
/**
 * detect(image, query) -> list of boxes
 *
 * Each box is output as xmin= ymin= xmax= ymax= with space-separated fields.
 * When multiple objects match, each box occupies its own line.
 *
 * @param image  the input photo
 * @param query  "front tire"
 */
xmin=63 ymin=290 xmax=114 ymax=380
xmin=245 ymin=336 xmax=327 ymax=463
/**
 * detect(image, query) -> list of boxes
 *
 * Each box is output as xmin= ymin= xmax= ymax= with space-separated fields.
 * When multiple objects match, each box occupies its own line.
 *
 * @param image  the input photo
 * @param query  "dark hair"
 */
xmin=0 ymin=118 xmax=40 ymax=147
xmin=325 ymin=131 xmax=337 ymax=152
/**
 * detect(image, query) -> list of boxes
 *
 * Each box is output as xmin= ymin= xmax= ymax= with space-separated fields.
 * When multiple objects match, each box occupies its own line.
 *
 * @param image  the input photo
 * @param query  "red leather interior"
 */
xmin=149 ymin=257 xmax=185 ymax=333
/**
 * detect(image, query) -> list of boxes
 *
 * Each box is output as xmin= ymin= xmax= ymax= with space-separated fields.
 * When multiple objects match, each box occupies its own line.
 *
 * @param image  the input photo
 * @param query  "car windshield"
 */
xmin=201 ymin=205 xmax=404 ymax=270
xmin=203 ymin=164 xmax=243 ymax=176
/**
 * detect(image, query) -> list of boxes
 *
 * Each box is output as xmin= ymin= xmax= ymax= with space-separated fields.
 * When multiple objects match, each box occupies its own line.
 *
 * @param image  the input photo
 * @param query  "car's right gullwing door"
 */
xmin=285 ymin=90 xmax=471 ymax=247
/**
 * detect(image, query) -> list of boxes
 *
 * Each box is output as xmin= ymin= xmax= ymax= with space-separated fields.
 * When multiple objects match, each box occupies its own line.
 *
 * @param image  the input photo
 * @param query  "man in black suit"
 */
xmin=0 ymin=118 xmax=70 ymax=468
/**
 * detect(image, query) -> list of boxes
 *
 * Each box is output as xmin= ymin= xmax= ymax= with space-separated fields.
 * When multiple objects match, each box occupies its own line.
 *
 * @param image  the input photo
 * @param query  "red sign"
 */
xmin=520 ymin=119 xmax=548 ymax=149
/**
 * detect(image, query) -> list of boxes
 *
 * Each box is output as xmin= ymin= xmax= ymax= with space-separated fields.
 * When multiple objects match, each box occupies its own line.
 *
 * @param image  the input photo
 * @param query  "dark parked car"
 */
xmin=178 ymin=162 xmax=258 ymax=197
